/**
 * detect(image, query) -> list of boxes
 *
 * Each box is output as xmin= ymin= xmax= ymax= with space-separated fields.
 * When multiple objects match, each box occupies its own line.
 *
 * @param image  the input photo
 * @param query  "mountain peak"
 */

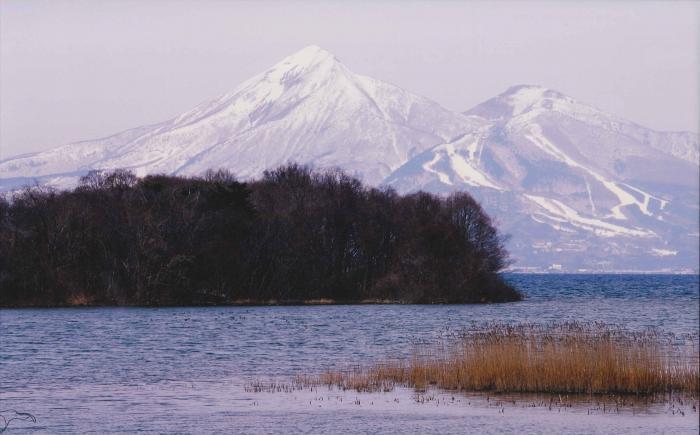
xmin=502 ymin=84 xmax=568 ymax=107
xmin=504 ymin=85 xmax=562 ymax=116
xmin=278 ymin=45 xmax=339 ymax=69
xmin=466 ymin=84 xmax=576 ymax=120
xmin=504 ymin=84 xmax=548 ymax=94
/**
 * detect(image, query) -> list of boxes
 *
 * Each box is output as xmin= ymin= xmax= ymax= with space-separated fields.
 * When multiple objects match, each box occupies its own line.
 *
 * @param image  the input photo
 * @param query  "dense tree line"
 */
xmin=0 ymin=165 xmax=520 ymax=306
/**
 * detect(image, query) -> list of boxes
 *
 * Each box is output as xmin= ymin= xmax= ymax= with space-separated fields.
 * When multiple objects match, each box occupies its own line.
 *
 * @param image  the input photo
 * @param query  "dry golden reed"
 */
xmin=304 ymin=323 xmax=699 ymax=397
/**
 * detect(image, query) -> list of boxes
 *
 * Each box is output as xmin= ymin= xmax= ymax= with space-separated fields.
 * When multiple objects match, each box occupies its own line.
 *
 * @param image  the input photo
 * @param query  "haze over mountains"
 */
xmin=1 ymin=46 xmax=698 ymax=272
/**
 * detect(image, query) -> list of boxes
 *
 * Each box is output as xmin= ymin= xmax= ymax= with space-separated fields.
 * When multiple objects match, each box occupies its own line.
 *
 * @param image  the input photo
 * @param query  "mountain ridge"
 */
xmin=0 ymin=45 xmax=479 ymax=186
xmin=1 ymin=45 xmax=697 ymax=272
xmin=387 ymin=80 xmax=697 ymax=272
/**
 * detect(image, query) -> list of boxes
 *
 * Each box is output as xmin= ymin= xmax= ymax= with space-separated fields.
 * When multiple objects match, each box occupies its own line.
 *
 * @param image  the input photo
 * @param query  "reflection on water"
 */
xmin=1 ymin=274 xmax=698 ymax=433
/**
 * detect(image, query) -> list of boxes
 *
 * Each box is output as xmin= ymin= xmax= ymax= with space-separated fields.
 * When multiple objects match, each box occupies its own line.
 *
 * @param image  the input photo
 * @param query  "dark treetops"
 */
xmin=0 ymin=165 xmax=520 ymax=306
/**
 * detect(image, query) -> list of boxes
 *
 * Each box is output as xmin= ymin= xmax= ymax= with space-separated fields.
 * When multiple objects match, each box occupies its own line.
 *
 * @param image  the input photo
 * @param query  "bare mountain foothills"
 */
xmin=1 ymin=46 xmax=697 ymax=272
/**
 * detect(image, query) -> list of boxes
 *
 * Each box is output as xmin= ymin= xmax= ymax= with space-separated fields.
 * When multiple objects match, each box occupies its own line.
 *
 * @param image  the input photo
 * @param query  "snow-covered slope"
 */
xmin=0 ymin=45 xmax=479 ymax=187
xmin=385 ymin=85 xmax=699 ymax=271
xmin=1 ymin=50 xmax=697 ymax=271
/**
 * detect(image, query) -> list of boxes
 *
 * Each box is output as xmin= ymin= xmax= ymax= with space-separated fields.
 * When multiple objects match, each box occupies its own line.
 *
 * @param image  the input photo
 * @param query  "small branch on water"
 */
xmin=0 ymin=409 xmax=37 ymax=433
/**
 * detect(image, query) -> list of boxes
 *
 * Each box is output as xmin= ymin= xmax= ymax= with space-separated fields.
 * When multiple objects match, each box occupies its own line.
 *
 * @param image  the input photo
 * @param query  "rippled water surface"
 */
xmin=1 ymin=274 xmax=698 ymax=433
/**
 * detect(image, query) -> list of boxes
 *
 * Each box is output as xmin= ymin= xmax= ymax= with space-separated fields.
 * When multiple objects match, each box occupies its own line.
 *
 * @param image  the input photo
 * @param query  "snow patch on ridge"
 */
xmin=418 ymin=133 xmax=502 ymax=190
xmin=651 ymin=248 xmax=677 ymax=257
xmin=445 ymin=143 xmax=501 ymax=190
xmin=507 ymin=85 xmax=548 ymax=116
xmin=525 ymin=194 xmax=655 ymax=238
xmin=422 ymin=153 xmax=453 ymax=185
xmin=525 ymin=124 xmax=661 ymax=219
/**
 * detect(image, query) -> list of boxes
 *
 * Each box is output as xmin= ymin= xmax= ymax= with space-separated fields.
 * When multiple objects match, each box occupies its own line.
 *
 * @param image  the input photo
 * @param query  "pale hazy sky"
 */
xmin=1 ymin=0 xmax=698 ymax=159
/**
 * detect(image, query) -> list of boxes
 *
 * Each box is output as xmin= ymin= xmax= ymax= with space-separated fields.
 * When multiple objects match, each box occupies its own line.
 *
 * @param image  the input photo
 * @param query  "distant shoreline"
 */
xmin=0 ymin=298 xmax=519 ymax=309
xmin=504 ymin=271 xmax=700 ymax=275
xmin=4 ymin=273 xmax=698 ymax=309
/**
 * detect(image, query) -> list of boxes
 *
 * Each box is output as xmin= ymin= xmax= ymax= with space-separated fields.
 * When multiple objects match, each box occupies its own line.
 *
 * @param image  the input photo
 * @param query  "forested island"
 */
xmin=0 ymin=165 xmax=520 ymax=307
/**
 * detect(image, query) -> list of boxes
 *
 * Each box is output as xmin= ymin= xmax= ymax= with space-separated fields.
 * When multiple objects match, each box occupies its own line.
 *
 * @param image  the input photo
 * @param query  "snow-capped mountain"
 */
xmin=0 ymin=45 xmax=478 ymax=188
xmin=1 ymin=47 xmax=697 ymax=271
xmin=385 ymin=85 xmax=699 ymax=271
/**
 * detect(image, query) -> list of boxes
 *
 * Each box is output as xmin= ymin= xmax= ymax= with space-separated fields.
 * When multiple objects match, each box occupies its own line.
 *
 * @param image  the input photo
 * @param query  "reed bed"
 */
xmin=302 ymin=323 xmax=699 ymax=397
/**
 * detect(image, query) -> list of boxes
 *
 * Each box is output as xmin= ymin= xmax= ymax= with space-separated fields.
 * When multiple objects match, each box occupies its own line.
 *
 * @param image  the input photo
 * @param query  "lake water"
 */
xmin=1 ymin=274 xmax=698 ymax=433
